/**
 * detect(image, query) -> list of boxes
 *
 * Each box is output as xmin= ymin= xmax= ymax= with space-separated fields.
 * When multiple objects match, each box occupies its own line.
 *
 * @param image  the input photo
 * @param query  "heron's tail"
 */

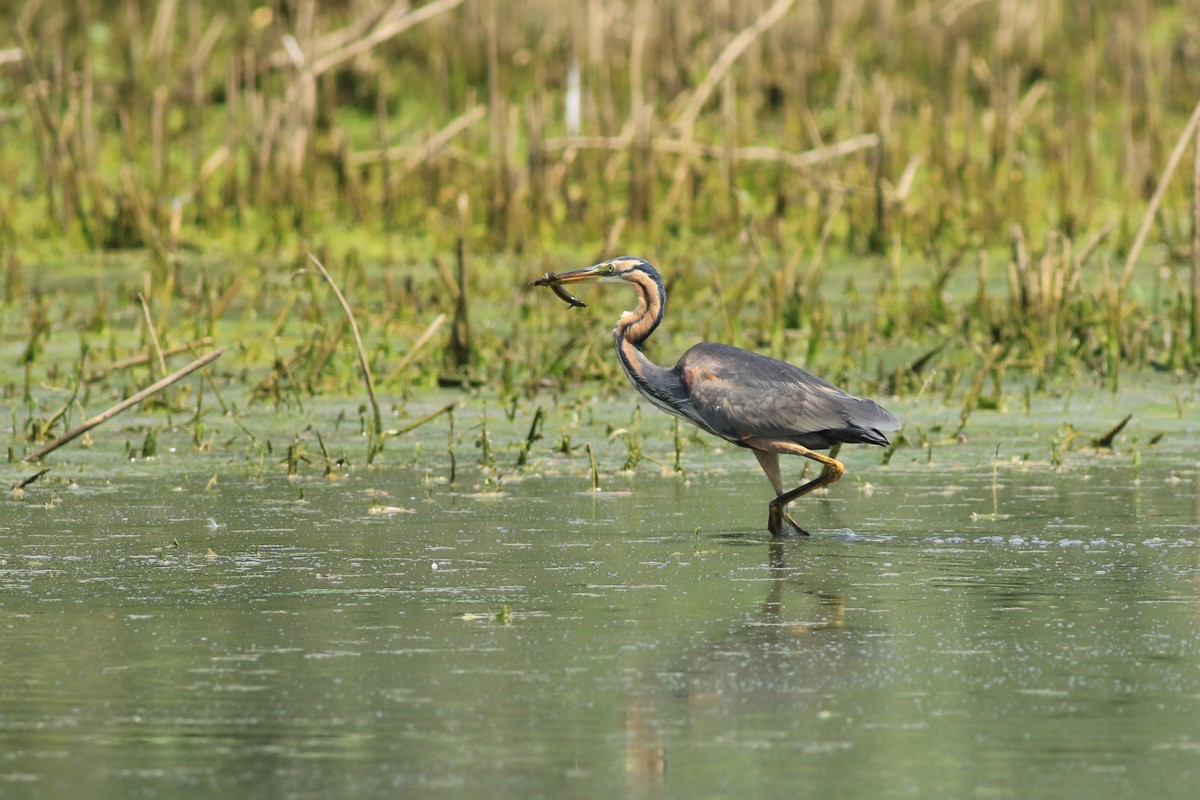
xmin=849 ymin=398 xmax=900 ymax=446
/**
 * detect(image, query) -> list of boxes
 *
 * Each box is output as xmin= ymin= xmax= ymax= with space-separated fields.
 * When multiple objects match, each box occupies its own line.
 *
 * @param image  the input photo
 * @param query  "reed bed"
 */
xmin=1 ymin=0 xmax=1199 ymax=471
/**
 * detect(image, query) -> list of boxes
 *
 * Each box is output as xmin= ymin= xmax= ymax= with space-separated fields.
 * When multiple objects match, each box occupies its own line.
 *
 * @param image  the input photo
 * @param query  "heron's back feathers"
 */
xmin=676 ymin=342 xmax=900 ymax=450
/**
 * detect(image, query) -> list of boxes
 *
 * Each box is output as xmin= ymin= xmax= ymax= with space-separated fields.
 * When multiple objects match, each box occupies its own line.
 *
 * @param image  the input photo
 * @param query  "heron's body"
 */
xmin=534 ymin=257 xmax=900 ymax=537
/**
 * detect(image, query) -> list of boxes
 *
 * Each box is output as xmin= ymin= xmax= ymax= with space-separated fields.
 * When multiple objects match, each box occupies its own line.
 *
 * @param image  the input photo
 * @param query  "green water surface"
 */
xmin=1 ymin=385 xmax=1198 ymax=799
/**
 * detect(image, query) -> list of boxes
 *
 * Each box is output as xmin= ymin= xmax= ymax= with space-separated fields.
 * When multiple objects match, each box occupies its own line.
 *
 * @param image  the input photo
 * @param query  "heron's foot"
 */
xmin=768 ymin=503 xmax=810 ymax=538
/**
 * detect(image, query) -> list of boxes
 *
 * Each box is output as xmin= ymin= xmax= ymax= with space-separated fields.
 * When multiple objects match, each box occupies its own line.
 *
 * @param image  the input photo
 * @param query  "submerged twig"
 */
xmin=383 ymin=401 xmax=457 ymax=438
xmin=1092 ymin=413 xmax=1132 ymax=449
xmin=13 ymin=467 xmax=50 ymax=491
xmin=586 ymin=442 xmax=600 ymax=492
xmin=24 ymin=347 xmax=227 ymax=462
xmin=515 ymin=406 xmax=545 ymax=467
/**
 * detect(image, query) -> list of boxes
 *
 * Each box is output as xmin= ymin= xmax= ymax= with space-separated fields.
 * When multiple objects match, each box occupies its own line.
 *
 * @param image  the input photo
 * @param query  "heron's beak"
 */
xmin=530 ymin=264 xmax=603 ymax=308
xmin=530 ymin=264 xmax=605 ymax=287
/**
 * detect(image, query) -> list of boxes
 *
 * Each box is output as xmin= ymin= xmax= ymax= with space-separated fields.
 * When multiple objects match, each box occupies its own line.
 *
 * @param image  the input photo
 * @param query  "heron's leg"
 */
xmin=752 ymin=449 xmax=809 ymax=537
xmin=752 ymin=448 xmax=785 ymax=494
xmin=820 ymin=444 xmax=842 ymax=478
xmin=748 ymin=439 xmax=846 ymax=538
xmin=773 ymin=444 xmax=845 ymax=505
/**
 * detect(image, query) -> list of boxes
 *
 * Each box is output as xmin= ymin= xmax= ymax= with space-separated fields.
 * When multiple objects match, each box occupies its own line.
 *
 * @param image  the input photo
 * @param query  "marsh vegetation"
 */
xmin=2 ymin=1 xmax=1199 ymax=474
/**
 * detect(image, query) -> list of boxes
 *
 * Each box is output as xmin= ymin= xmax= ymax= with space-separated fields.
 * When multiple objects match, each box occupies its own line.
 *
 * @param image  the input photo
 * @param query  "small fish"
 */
xmin=531 ymin=271 xmax=587 ymax=308
xmin=550 ymin=281 xmax=587 ymax=308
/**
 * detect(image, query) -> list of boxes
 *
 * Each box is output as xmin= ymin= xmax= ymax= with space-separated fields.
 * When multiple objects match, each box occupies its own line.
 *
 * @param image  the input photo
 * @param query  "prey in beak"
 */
xmin=530 ymin=269 xmax=591 ymax=308
xmin=532 ymin=259 xmax=639 ymax=307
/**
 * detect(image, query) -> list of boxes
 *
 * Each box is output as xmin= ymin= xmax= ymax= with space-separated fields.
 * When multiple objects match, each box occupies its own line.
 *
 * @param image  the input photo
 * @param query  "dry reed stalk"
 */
xmin=384 ymin=401 xmax=457 ymax=438
xmin=151 ymin=85 xmax=167 ymax=195
xmin=136 ymin=292 xmax=168 ymax=378
xmin=280 ymin=3 xmax=317 ymax=204
xmin=16 ymin=26 xmax=75 ymax=236
xmin=196 ymin=144 xmax=230 ymax=190
xmin=86 ymin=338 xmax=215 ymax=383
xmin=1193 ymin=124 xmax=1200 ymax=355
xmin=629 ymin=103 xmax=652 ymax=223
xmin=672 ymin=0 xmax=797 ymax=134
xmin=890 ymin=155 xmax=921 ymax=206
xmin=299 ymin=0 xmax=408 ymax=62
xmin=1076 ymin=218 xmax=1118 ymax=268
xmin=600 ymin=217 xmax=626 ymax=261
xmin=1011 ymin=223 xmax=1030 ymax=310
xmin=385 ymin=313 xmax=448 ymax=382
xmin=350 ymin=106 xmax=487 ymax=167
xmin=446 ymin=236 xmax=473 ymax=371
xmin=954 ymin=343 xmax=1005 ymax=440
xmin=1033 ymin=240 xmax=1050 ymax=317
xmin=186 ymin=12 xmax=225 ymax=75
xmin=629 ymin=0 xmax=649 ymax=121
xmin=306 ymin=0 xmax=466 ymax=77
xmin=307 ymin=253 xmax=382 ymax=451
xmin=722 ymin=72 xmax=737 ymax=220
xmin=375 ymin=72 xmax=394 ymax=226
xmin=208 ymin=275 xmax=243 ymax=322
xmin=148 ymin=0 xmax=178 ymax=63
xmin=118 ymin=162 xmax=167 ymax=265
xmin=483 ymin=0 xmax=508 ymax=233
xmin=525 ymin=95 xmax=547 ymax=220
xmin=221 ymin=50 xmax=241 ymax=213
xmin=25 ymin=347 xmax=227 ymax=463
xmin=811 ymin=193 xmax=845 ymax=270
xmin=870 ymin=79 xmax=894 ymax=254
xmin=1119 ymin=96 xmax=1200 ymax=294
xmin=433 ymin=252 xmax=460 ymax=301
xmin=78 ymin=35 xmax=97 ymax=191
xmin=543 ymin=132 xmax=879 ymax=168
xmin=660 ymin=0 xmax=798 ymax=221
xmin=1048 ymin=234 xmax=1069 ymax=314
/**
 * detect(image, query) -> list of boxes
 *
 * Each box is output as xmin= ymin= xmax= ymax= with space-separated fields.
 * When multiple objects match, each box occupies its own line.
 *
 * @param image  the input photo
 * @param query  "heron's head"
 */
xmin=533 ymin=257 xmax=667 ymax=344
xmin=533 ymin=257 xmax=663 ymax=291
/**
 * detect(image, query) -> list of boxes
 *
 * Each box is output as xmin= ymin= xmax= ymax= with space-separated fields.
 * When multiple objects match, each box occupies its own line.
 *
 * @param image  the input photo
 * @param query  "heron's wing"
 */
xmin=677 ymin=343 xmax=899 ymax=448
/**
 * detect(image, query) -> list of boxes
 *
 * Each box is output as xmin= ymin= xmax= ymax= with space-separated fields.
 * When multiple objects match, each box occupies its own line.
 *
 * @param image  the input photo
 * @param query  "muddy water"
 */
xmin=1 ymin=386 xmax=1198 ymax=799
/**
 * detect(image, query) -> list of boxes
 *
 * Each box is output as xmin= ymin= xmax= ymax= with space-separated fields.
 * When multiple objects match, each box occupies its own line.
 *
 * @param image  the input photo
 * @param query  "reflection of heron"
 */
xmin=535 ymin=257 xmax=899 ymax=537
xmin=620 ymin=552 xmax=855 ymax=792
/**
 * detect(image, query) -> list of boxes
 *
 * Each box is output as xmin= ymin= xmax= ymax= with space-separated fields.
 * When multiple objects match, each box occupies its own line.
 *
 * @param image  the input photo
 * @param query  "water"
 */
xmin=1 ymin=388 xmax=1198 ymax=799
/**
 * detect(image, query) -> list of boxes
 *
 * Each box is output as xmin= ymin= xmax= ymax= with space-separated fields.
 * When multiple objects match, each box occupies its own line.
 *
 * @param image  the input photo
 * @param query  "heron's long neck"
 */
xmin=611 ymin=277 xmax=685 ymax=414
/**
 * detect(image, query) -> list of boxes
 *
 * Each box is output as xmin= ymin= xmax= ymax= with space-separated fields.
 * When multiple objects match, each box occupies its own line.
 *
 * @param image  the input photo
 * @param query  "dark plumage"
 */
xmin=676 ymin=342 xmax=897 ymax=449
xmin=534 ymin=257 xmax=900 ymax=537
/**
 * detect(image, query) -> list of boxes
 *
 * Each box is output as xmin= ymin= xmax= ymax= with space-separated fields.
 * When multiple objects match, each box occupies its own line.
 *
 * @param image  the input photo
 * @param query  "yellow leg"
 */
xmin=752 ymin=449 xmax=808 ymax=536
xmin=749 ymin=441 xmax=845 ymax=538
